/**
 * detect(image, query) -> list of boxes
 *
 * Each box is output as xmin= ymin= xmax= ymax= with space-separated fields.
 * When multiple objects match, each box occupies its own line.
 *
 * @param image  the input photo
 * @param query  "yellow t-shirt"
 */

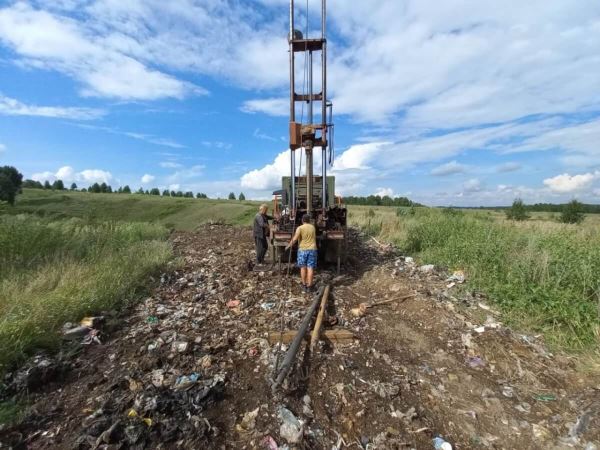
xmin=294 ymin=223 xmax=317 ymax=250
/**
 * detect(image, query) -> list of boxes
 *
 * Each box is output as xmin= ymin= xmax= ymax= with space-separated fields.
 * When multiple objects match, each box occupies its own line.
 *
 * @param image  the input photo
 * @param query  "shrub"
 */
xmin=0 ymin=166 xmax=23 ymax=206
xmin=560 ymin=200 xmax=585 ymax=224
xmin=506 ymin=198 xmax=529 ymax=221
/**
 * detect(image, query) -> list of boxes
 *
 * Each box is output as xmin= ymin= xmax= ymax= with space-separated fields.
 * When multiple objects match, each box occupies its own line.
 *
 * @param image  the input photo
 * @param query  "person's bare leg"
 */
xmin=307 ymin=268 xmax=314 ymax=288
xmin=301 ymin=267 xmax=307 ymax=286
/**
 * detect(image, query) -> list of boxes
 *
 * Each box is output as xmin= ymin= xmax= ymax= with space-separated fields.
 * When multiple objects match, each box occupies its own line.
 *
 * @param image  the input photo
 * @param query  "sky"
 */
xmin=1 ymin=0 xmax=600 ymax=206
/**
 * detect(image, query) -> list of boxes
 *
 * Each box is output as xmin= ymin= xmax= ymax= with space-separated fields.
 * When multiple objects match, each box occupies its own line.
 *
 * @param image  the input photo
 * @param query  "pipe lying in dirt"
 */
xmin=272 ymin=285 xmax=327 ymax=392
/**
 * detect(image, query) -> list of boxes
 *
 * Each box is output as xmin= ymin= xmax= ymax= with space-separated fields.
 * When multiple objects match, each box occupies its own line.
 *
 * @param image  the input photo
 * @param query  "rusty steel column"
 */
xmin=321 ymin=0 xmax=327 ymax=212
xmin=289 ymin=0 xmax=296 ymax=213
xmin=306 ymin=147 xmax=313 ymax=214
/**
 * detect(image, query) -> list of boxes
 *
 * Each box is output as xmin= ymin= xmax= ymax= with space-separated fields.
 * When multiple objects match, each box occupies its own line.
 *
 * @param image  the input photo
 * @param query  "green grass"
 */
xmin=350 ymin=206 xmax=600 ymax=352
xmin=1 ymin=189 xmax=260 ymax=230
xmin=0 ymin=215 xmax=172 ymax=373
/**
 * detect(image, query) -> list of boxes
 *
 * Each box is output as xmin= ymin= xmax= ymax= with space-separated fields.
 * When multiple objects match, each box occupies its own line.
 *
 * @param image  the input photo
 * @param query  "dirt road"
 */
xmin=1 ymin=225 xmax=598 ymax=449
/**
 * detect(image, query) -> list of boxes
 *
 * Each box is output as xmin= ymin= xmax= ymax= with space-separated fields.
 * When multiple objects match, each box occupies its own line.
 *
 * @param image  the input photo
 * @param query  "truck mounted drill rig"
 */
xmin=270 ymin=0 xmax=347 ymax=272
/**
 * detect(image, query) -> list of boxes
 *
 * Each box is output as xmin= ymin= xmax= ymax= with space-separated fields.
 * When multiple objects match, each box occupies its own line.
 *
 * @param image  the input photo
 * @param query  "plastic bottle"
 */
xmin=433 ymin=436 xmax=453 ymax=450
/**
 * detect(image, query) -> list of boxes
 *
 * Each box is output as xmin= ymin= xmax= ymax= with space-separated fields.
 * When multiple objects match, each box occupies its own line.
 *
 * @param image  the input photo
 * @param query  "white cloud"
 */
xmin=31 ymin=166 xmax=113 ymax=184
xmin=333 ymin=142 xmax=391 ymax=171
xmin=327 ymin=1 xmax=600 ymax=127
xmin=431 ymin=161 xmax=467 ymax=176
xmin=168 ymin=184 xmax=180 ymax=191
xmin=78 ymin=169 xmax=113 ymax=184
xmin=240 ymin=149 xmax=327 ymax=192
xmin=593 ymin=189 xmax=600 ymax=197
xmin=166 ymin=165 xmax=205 ymax=185
xmin=0 ymin=3 xmax=203 ymax=100
xmin=0 ymin=143 xmax=5 ymax=153
xmin=496 ymin=162 xmax=522 ymax=173
xmin=55 ymin=165 xmax=75 ymax=180
xmin=0 ymin=94 xmax=104 ymax=120
xmin=463 ymin=178 xmax=484 ymax=193
xmin=241 ymin=150 xmax=290 ymax=191
xmin=253 ymin=128 xmax=277 ymax=141
xmin=543 ymin=172 xmax=599 ymax=193
xmin=76 ymin=124 xmax=185 ymax=149
xmin=160 ymin=161 xmax=183 ymax=169
xmin=31 ymin=171 xmax=56 ymax=183
xmin=141 ymin=174 xmax=155 ymax=184
xmin=241 ymin=98 xmax=288 ymax=117
xmin=374 ymin=187 xmax=394 ymax=197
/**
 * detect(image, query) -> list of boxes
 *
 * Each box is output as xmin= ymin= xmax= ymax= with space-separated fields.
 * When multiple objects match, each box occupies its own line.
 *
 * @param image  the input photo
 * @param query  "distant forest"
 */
xmin=343 ymin=195 xmax=421 ymax=207
xmin=463 ymin=203 xmax=600 ymax=214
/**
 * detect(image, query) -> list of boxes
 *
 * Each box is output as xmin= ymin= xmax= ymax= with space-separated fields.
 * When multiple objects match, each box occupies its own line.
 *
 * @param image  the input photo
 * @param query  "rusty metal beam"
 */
xmin=272 ymin=285 xmax=326 ymax=392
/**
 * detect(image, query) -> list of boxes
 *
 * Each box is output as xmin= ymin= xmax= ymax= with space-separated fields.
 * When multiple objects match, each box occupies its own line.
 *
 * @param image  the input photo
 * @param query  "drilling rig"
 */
xmin=270 ymin=0 xmax=347 ymax=272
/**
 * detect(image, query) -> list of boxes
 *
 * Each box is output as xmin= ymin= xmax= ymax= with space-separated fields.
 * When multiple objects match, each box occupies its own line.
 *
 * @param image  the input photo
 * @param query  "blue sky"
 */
xmin=1 ymin=0 xmax=600 ymax=205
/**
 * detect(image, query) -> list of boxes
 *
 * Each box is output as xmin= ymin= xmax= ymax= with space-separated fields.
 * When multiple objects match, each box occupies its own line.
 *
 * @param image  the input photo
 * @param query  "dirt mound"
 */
xmin=1 ymin=225 xmax=598 ymax=449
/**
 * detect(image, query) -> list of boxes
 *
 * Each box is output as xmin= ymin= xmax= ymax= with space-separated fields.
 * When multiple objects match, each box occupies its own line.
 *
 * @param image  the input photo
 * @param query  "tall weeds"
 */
xmin=351 ymin=208 xmax=600 ymax=351
xmin=0 ymin=216 xmax=172 ymax=370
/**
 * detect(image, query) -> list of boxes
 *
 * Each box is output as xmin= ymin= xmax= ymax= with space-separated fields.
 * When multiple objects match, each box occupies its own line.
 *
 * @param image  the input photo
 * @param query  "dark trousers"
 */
xmin=255 ymin=237 xmax=268 ymax=263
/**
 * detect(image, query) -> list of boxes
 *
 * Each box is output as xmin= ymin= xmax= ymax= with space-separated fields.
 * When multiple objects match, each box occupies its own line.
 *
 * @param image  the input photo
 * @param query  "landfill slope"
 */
xmin=1 ymin=224 xmax=598 ymax=449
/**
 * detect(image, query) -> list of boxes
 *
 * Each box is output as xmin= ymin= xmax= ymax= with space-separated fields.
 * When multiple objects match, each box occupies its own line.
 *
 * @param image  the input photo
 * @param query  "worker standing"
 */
xmin=286 ymin=214 xmax=317 ymax=292
xmin=253 ymin=204 xmax=273 ymax=267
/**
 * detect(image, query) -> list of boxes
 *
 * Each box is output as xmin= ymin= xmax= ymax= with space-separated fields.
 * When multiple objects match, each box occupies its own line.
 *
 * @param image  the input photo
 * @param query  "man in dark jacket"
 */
xmin=253 ymin=204 xmax=273 ymax=266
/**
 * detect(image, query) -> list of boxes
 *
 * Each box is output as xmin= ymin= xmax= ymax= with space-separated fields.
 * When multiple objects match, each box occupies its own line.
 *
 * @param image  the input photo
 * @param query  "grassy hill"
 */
xmin=1 ymin=189 xmax=260 ymax=230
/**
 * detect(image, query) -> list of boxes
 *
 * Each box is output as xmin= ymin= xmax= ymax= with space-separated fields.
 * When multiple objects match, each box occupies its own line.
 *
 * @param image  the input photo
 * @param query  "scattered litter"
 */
xmin=236 ymin=408 xmax=259 ymax=433
xmin=63 ymin=326 xmax=92 ymax=340
xmin=351 ymin=303 xmax=368 ymax=317
xmin=502 ymin=386 xmax=514 ymax=398
xmin=227 ymin=299 xmax=241 ymax=308
xmin=171 ymin=340 xmax=189 ymax=353
xmin=445 ymin=270 xmax=465 ymax=284
xmin=419 ymin=264 xmax=435 ymax=273
xmin=199 ymin=355 xmax=212 ymax=369
xmin=174 ymin=373 xmax=200 ymax=391
xmin=467 ymin=356 xmax=485 ymax=368
xmin=263 ymin=435 xmax=279 ymax=450
xmin=534 ymin=394 xmax=556 ymax=402
xmin=147 ymin=316 xmax=159 ymax=324
xmin=433 ymin=436 xmax=453 ymax=450
xmin=261 ymin=302 xmax=276 ymax=310
xmin=279 ymin=406 xmax=303 ymax=444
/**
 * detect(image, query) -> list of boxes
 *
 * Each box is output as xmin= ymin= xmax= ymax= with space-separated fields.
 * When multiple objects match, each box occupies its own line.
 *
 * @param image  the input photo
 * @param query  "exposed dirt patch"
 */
xmin=1 ymin=225 xmax=598 ymax=449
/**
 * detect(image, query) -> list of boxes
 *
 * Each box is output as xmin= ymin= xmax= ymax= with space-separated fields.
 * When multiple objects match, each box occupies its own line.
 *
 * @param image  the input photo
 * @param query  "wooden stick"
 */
xmin=268 ymin=328 xmax=354 ymax=345
xmin=310 ymin=284 xmax=330 ymax=352
xmin=369 ymin=293 xmax=416 ymax=308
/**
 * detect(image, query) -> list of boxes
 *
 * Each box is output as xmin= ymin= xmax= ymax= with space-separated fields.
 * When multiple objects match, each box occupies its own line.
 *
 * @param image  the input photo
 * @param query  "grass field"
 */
xmin=0 ymin=189 xmax=265 ymax=373
xmin=0 ymin=189 xmax=259 ymax=230
xmin=1 ymin=189 xmax=599 ymax=360
xmin=350 ymin=206 xmax=600 ymax=352
xmin=0 ymin=214 xmax=172 ymax=372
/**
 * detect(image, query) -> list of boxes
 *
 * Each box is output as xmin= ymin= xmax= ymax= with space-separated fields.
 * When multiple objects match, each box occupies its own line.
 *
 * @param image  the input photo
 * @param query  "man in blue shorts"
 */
xmin=286 ymin=214 xmax=318 ymax=292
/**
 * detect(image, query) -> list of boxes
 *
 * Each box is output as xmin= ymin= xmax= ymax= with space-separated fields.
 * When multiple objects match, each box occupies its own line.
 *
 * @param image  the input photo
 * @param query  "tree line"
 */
xmin=343 ymin=195 xmax=420 ymax=207
xmin=22 ymin=178 xmax=219 ymax=199
xmin=0 ymin=167 xmax=252 ymax=204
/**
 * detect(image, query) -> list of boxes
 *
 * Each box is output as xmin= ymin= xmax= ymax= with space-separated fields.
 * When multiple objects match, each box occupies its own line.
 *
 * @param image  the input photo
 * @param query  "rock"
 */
xmin=279 ymin=406 xmax=303 ymax=444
